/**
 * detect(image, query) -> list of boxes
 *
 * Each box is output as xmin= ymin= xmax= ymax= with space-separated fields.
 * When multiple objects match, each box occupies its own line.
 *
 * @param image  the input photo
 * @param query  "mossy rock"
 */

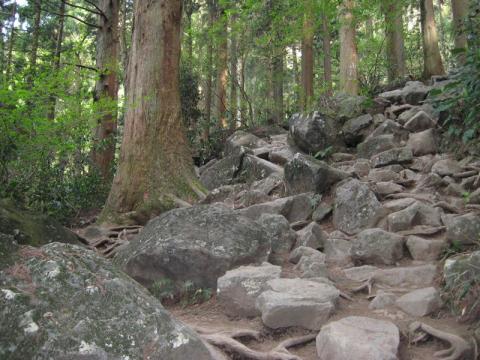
xmin=0 ymin=243 xmax=213 ymax=359
xmin=0 ymin=199 xmax=81 ymax=247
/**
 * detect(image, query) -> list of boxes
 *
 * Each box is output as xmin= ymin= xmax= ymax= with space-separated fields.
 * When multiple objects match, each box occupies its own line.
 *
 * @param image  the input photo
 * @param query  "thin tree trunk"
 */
xmin=5 ymin=1 xmax=16 ymax=85
xmin=119 ymin=0 xmax=130 ymax=84
xmin=0 ymin=0 xmax=4 ymax=82
xmin=339 ymin=0 xmax=359 ymax=95
xmin=301 ymin=1 xmax=314 ymax=110
xmin=215 ymin=8 xmax=228 ymax=128
xmin=420 ymin=0 xmax=445 ymax=78
xmin=203 ymin=0 xmax=215 ymax=140
xmin=291 ymin=44 xmax=300 ymax=109
xmin=103 ymin=0 xmax=198 ymax=223
xmin=322 ymin=14 xmax=332 ymax=96
xmin=92 ymin=0 xmax=120 ymax=181
xmin=229 ymin=17 xmax=237 ymax=129
xmin=271 ymin=49 xmax=284 ymax=124
xmin=27 ymin=0 xmax=42 ymax=88
xmin=451 ymin=0 xmax=468 ymax=64
xmin=382 ymin=0 xmax=406 ymax=82
xmin=184 ymin=0 xmax=194 ymax=62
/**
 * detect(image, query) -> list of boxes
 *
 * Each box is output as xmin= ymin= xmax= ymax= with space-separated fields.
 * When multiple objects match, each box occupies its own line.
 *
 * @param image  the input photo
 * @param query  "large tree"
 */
xmin=382 ymin=0 xmax=406 ymax=82
xmin=301 ymin=0 xmax=314 ymax=109
xmin=451 ymin=0 xmax=468 ymax=64
xmin=420 ymin=0 xmax=445 ymax=78
xmin=339 ymin=0 xmax=358 ymax=95
xmin=92 ymin=0 xmax=120 ymax=181
xmin=102 ymin=0 xmax=200 ymax=223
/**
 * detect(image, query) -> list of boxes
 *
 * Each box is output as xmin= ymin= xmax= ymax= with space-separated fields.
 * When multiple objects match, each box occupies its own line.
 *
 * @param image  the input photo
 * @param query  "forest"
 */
xmin=1 ymin=0 xmax=480 ymax=359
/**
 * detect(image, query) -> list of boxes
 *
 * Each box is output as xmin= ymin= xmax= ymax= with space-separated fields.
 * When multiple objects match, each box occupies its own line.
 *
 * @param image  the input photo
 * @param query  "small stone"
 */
xmin=369 ymin=291 xmax=397 ymax=310
xmin=406 ymin=236 xmax=446 ymax=261
xmin=396 ymin=287 xmax=442 ymax=317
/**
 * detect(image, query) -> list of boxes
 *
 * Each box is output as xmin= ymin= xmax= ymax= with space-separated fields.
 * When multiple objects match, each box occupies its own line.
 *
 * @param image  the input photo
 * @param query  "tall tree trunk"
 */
xmin=92 ymin=0 xmax=120 ymax=181
xmin=47 ymin=0 xmax=66 ymax=120
xmin=184 ymin=0 xmax=194 ymax=62
xmin=382 ymin=0 xmax=406 ymax=82
xmin=301 ymin=1 xmax=314 ymax=110
xmin=271 ymin=49 xmax=284 ymax=124
xmin=322 ymin=14 xmax=332 ymax=96
xmin=119 ymin=0 xmax=130 ymax=83
xmin=0 ymin=0 xmax=4 ymax=82
xmin=229 ymin=17 xmax=237 ymax=129
xmin=103 ymin=0 xmax=198 ymax=223
xmin=5 ymin=0 xmax=16 ymax=85
xmin=339 ymin=0 xmax=358 ymax=95
xmin=291 ymin=44 xmax=300 ymax=109
xmin=203 ymin=0 xmax=215 ymax=140
xmin=451 ymin=0 xmax=468 ymax=64
xmin=420 ymin=0 xmax=445 ymax=78
xmin=215 ymin=8 xmax=228 ymax=128
xmin=27 ymin=0 xmax=42 ymax=88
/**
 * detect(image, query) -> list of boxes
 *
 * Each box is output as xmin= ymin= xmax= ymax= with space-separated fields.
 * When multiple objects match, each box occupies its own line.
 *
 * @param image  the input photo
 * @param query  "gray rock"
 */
xmin=369 ymin=291 xmax=397 ymax=310
xmin=0 ymin=243 xmax=213 ymax=360
xmin=238 ymin=193 xmax=312 ymax=223
xmin=396 ymin=287 xmax=442 ymax=316
xmin=200 ymin=184 xmax=248 ymax=205
xmin=115 ymin=204 xmax=271 ymax=290
xmin=238 ymin=155 xmax=284 ymax=184
xmin=343 ymin=265 xmax=379 ymax=282
xmin=368 ymin=119 xmax=408 ymax=140
xmin=294 ymin=251 xmax=328 ymax=278
xmin=342 ymin=114 xmax=373 ymax=146
xmin=200 ymin=151 xmax=244 ymax=190
xmin=257 ymin=214 xmax=296 ymax=263
xmin=353 ymin=159 xmax=371 ymax=177
xmin=371 ymin=147 xmax=413 ymax=168
xmin=374 ymin=264 xmax=437 ymax=288
xmin=431 ymin=159 xmax=462 ymax=177
xmin=323 ymin=237 xmax=353 ymax=267
xmin=445 ymin=213 xmax=480 ymax=245
xmin=217 ymin=263 xmax=282 ymax=317
xmin=256 ymin=278 xmax=339 ymax=330
xmin=316 ymin=316 xmax=400 ymax=360
xmin=312 ymin=204 xmax=333 ymax=222
xmin=374 ymin=182 xmax=404 ymax=196
xmin=404 ymin=111 xmax=436 ymax=132
xmin=383 ymin=198 xmax=417 ymax=213
xmin=378 ymin=81 xmax=431 ymax=105
xmin=225 ymin=130 xmax=267 ymax=156
xmin=368 ymin=169 xmax=401 ymax=183
xmin=406 ymin=236 xmax=446 ymax=261
xmin=269 ymin=146 xmax=296 ymax=165
xmin=358 ymin=134 xmax=397 ymax=159
xmin=351 ymin=229 xmax=404 ymax=265
xmin=289 ymin=246 xmax=324 ymax=264
xmin=333 ymin=179 xmax=383 ymax=235
xmin=284 ymin=153 xmax=350 ymax=195
xmin=387 ymin=202 xmax=442 ymax=232
xmin=295 ymin=222 xmax=327 ymax=249
xmin=289 ymin=112 xmax=339 ymax=154
xmin=444 ymin=251 xmax=480 ymax=288
xmin=407 ymin=129 xmax=437 ymax=156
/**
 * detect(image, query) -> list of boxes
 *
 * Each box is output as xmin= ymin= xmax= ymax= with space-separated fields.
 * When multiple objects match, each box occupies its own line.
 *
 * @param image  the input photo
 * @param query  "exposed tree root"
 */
xmin=409 ymin=321 xmax=472 ymax=360
xmin=351 ymin=277 xmax=375 ymax=295
xmin=194 ymin=327 xmax=316 ymax=360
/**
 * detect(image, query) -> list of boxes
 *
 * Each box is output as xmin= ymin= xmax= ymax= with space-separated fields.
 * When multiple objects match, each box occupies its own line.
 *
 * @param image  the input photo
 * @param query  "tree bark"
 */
xmin=5 ymin=0 xmax=16 ymax=85
xmin=451 ymin=0 xmax=468 ymax=64
xmin=271 ymin=49 xmax=284 ymax=124
xmin=184 ymin=0 xmax=195 ymax=62
xmin=27 ymin=0 xmax=42 ymax=88
xmin=420 ymin=0 xmax=445 ymax=78
xmin=322 ymin=14 xmax=332 ymax=96
xmin=215 ymin=7 xmax=228 ymax=128
xmin=92 ymin=0 xmax=120 ymax=181
xmin=382 ymin=0 xmax=406 ymax=82
xmin=301 ymin=0 xmax=314 ymax=110
xmin=0 ymin=0 xmax=4 ymax=82
xmin=229 ymin=16 xmax=238 ymax=129
xmin=102 ymin=0 xmax=197 ymax=223
xmin=203 ymin=0 xmax=215 ymax=140
xmin=339 ymin=0 xmax=359 ymax=95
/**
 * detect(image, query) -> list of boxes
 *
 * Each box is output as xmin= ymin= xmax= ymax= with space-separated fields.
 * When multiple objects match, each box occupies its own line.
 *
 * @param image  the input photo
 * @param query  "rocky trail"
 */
xmin=2 ymin=80 xmax=479 ymax=359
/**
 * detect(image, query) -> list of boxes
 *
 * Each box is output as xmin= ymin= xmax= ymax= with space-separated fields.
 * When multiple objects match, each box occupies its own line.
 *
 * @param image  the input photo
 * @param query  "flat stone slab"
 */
xmin=316 ymin=316 xmax=400 ymax=360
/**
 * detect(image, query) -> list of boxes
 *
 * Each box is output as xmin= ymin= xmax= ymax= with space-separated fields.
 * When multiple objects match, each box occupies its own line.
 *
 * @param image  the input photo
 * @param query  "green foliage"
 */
xmin=149 ymin=278 xmax=213 ymax=306
xmin=430 ymin=2 xmax=480 ymax=148
xmin=314 ymin=146 xmax=333 ymax=160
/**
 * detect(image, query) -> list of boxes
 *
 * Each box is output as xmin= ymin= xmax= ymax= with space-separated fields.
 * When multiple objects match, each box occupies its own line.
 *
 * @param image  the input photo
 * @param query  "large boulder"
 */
xmin=284 ymin=154 xmax=350 ymax=195
xmin=342 ymin=114 xmax=373 ymax=147
xmin=396 ymin=287 xmax=442 ymax=317
xmin=351 ymin=229 xmax=404 ymax=265
xmin=357 ymin=134 xmax=398 ymax=159
xmin=0 ymin=243 xmax=213 ymax=360
xmin=256 ymin=278 xmax=339 ymax=330
xmin=295 ymin=222 xmax=327 ymax=249
xmin=444 ymin=213 xmax=480 ymax=246
xmin=406 ymin=236 xmax=446 ymax=261
xmin=371 ymin=147 xmax=413 ymax=168
xmin=236 ymin=155 xmax=284 ymax=184
xmin=217 ymin=263 xmax=281 ymax=317
xmin=316 ymin=316 xmax=400 ymax=360
xmin=333 ymin=179 xmax=384 ymax=235
xmin=444 ymin=251 xmax=480 ymax=288
xmin=200 ymin=151 xmax=244 ymax=190
xmin=288 ymin=112 xmax=339 ymax=154
xmin=224 ymin=130 xmax=267 ymax=156
xmin=257 ymin=214 xmax=296 ymax=262
xmin=0 ymin=198 xmax=81 ymax=247
xmin=404 ymin=110 xmax=436 ymax=132
xmin=378 ymin=81 xmax=431 ymax=105
xmin=407 ymin=129 xmax=437 ymax=156
xmin=114 ymin=204 xmax=271 ymax=290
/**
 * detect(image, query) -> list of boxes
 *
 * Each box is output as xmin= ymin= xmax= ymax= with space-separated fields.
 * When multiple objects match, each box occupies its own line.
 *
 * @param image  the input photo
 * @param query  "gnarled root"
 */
xmin=409 ymin=321 xmax=472 ymax=360
xmin=351 ymin=277 xmax=375 ymax=295
xmin=194 ymin=326 xmax=316 ymax=360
